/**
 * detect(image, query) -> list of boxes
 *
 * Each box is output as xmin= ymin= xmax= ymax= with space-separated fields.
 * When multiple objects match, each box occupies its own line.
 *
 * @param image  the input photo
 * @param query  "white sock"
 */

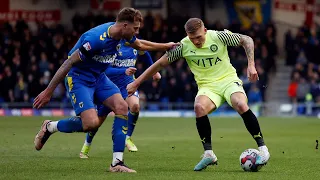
xmin=204 ymin=150 xmax=215 ymax=157
xmin=112 ymin=152 xmax=123 ymax=166
xmin=47 ymin=121 xmax=58 ymax=133
xmin=84 ymin=141 xmax=91 ymax=146
xmin=126 ymin=135 xmax=130 ymax=139
xmin=258 ymin=145 xmax=268 ymax=152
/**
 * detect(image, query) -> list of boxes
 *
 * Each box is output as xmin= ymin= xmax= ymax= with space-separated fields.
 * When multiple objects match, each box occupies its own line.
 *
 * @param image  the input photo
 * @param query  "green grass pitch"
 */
xmin=0 ymin=116 xmax=320 ymax=180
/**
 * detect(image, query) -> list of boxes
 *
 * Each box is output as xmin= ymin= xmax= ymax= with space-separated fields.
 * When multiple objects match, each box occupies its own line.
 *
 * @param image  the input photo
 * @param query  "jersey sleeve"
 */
xmin=166 ymin=44 xmax=183 ymax=63
xmin=138 ymin=51 xmax=153 ymax=67
xmin=216 ymin=29 xmax=241 ymax=46
xmin=105 ymin=66 xmax=126 ymax=76
xmin=78 ymin=35 xmax=102 ymax=61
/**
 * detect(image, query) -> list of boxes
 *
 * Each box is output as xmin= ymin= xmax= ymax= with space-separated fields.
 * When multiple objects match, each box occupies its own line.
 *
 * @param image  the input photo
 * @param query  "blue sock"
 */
xmin=112 ymin=115 xmax=128 ymax=152
xmin=86 ymin=130 xmax=98 ymax=144
xmin=57 ymin=116 xmax=84 ymax=133
xmin=127 ymin=111 xmax=139 ymax=137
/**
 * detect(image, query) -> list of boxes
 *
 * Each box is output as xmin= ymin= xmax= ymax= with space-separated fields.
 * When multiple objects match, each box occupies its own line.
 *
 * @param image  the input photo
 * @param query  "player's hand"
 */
xmin=247 ymin=65 xmax=259 ymax=83
xmin=127 ymin=81 xmax=139 ymax=97
xmin=33 ymin=89 xmax=53 ymax=109
xmin=153 ymin=72 xmax=161 ymax=81
xmin=125 ymin=67 xmax=137 ymax=76
xmin=165 ymin=42 xmax=180 ymax=50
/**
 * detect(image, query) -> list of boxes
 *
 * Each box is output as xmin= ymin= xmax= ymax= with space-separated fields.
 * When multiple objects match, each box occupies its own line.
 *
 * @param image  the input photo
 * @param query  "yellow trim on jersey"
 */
xmin=138 ymin=50 xmax=145 ymax=55
xmin=107 ymin=25 xmax=112 ymax=37
xmin=67 ymin=77 xmax=73 ymax=92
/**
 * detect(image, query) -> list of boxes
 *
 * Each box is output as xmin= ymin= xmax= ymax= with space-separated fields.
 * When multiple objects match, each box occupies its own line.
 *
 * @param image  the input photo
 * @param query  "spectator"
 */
xmin=248 ymin=84 xmax=262 ymax=104
xmin=288 ymin=72 xmax=300 ymax=103
xmin=0 ymin=14 xmax=276 ymax=105
xmin=14 ymin=74 xmax=28 ymax=102
xmin=296 ymin=78 xmax=310 ymax=103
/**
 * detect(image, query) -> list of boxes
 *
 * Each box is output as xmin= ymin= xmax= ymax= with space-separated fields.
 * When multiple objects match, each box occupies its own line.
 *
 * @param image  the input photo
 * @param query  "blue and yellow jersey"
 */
xmin=68 ymin=22 xmax=136 ymax=82
xmin=105 ymin=39 xmax=153 ymax=88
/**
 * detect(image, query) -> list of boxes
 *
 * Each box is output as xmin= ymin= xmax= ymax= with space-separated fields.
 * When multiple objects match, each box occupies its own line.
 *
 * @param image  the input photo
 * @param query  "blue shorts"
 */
xmin=65 ymin=73 xmax=120 ymax=116
xmin=109 ymin=74 xmax=139 ymax=99
xmin=97 ymin=75 xmax=139 ymax=117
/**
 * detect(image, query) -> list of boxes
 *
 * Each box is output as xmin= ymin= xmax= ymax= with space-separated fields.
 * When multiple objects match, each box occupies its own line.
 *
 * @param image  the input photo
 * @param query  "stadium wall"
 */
xmin=1 ymin=0 xmax=230 ymax=32
xmin=0 ymin=108 xmax=259 ymax=118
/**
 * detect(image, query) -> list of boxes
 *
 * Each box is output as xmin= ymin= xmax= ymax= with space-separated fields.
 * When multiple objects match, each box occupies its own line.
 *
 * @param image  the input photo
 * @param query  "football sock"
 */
xmin=204 ymin=150 xmax=214 ymax=157
xmin=112 ymin=115 xmax=128 ymax=153
xmin=196 ymin=115 xmax=212 ymax=150
xmin=112 ymin=152 xmax=123 ymax=166
xmin=127 ymin=111 xmax=139 ymax=137
xmin=240 ymin=109 xmax=265 ymax=147
xmin=85 ymin=130 xmax=98 ymax=145
xmin=47 ymin=117 xmax=84 ymax=133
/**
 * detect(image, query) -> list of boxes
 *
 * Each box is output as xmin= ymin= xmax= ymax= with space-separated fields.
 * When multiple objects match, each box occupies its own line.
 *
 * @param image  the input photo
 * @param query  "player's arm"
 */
xmin=217 ymin=30 xmax=258 ymax=82
xmin=138 ymin=51 xmax=153 ymax=66
xmin=46 ymin=36 xmax=99 ymax=92
xmin=33 ymin=50 xmax=81 ymax=108
xmin=138 ymin=51 xmax=161 ymax=81
xmin=48 ymin=51 xmax=81 ymax=93
xmin=132 ymin=54 xmax=169 ymax=86
xmin=130 ymin=38 xmax=177 ymax=51
xmin=127 ymin=44 xmax=183 ymax=96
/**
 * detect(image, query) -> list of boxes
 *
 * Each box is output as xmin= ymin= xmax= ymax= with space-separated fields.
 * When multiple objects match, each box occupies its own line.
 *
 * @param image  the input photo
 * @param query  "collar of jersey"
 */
xmin=107 ymin=25 xmax=112 ymax=38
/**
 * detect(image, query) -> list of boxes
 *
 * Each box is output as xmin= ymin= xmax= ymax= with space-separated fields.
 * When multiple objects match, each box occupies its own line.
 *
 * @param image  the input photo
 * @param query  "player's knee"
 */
xmin=234 ymin=100 xmax=249 ymax=114
xmin=194 ymin=103 xmax=206 ymax=117
xmin=130 ymin=103 xmax=140 ymax=113
xmin=113 ymin=100 xmax=128 ymax=115
xmin=82 ymin=117 xmax=101 ymax=131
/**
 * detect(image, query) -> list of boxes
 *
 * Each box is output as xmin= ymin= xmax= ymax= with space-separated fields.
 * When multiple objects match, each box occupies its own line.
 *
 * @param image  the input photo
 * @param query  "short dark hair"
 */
xmin=116 ymin=7 xmax=142 ymax=23
xmin=184 ymin=18 xmax=204 ymax=33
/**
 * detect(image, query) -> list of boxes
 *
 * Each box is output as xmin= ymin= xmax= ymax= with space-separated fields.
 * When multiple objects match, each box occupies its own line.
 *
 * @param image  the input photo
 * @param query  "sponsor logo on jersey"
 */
xmin=83 ymin=42 xmax=91 ymax=51
xmin=112 ymin=59 xmax=136 ymax=67
xmin=92 ymin=54 xmax=117 ymax=63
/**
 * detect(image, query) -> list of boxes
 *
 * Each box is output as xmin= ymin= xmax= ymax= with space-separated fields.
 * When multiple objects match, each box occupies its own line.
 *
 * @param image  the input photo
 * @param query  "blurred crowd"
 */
xmin=0 ymin=11 xmax=277 ymax=109
xmin=286 ymin=23 xmax=320 ymax=106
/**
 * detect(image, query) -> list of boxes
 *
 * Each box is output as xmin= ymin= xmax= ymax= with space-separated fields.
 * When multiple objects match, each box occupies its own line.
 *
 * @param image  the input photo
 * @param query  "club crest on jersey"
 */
xmin=133 ymin=49 xmax=137 ymax=55
xmin=210 ymin=44 xmax=218 ymax=52
xmin=83 ymin=42 xmax=91 ymax=51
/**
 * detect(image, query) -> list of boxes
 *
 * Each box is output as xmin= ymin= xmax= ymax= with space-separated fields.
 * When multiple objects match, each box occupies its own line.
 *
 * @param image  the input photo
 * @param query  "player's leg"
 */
xmin=95 ymin=75 xmax=135 ymax=172
xmin=34 ymin=78 xmax=101 ymax=151
xmin=225 ymin=81 xmax=270 ymax=165
xmin=80 ymin=109 xmax=109 ymax=159
xmin=193 ymin=88 xmax=223 ymax=171
xmin=125 ymin=91 xmax=140 ymax=152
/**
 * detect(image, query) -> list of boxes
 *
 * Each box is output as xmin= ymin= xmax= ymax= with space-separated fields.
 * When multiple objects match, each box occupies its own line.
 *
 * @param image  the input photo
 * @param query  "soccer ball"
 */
xmin=239 ymin=148 xmax=262 ymax=172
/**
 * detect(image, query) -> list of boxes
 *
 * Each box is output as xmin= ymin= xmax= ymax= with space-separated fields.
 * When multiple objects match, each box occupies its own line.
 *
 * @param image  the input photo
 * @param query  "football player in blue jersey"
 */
xmin=33 ymin=7 xmax=177 ymax=173
xmin=79 ymin=39 xmax=161 ymax=158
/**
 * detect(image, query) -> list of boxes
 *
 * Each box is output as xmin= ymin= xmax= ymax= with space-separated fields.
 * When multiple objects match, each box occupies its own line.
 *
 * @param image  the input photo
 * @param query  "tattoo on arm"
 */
xmin=240 ymin=34 xmax=255 ymax=66
xmin=47 ymin=50 xmax=81 ymax=92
